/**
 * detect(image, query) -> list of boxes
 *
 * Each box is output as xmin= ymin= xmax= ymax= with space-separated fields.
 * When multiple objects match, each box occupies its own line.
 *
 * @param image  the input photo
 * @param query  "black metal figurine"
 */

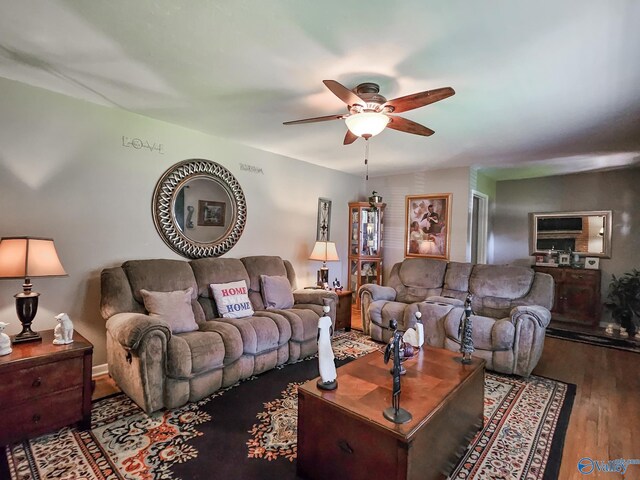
xmin=383 ymin=319 xmax=412 ymax=424
xmin=459 ymin=293 xmax=475 ymax=364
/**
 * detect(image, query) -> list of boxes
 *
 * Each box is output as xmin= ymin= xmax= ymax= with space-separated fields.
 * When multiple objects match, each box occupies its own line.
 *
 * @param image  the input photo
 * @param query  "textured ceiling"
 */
xmin=1 ymin=0 xmax=639 ymax=179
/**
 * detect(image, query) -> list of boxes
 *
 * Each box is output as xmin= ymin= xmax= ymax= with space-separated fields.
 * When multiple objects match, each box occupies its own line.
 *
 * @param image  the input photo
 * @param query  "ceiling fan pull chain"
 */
xmin=364 ymin=138 xmax=370 ymax=181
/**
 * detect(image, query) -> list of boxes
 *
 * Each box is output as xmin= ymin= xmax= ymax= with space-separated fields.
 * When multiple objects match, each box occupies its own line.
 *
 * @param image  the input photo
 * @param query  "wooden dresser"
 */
xmin=533 ymin=266 xmax=601 ymax=326
xmin=0 ymin=329 xmax=93 ymax=445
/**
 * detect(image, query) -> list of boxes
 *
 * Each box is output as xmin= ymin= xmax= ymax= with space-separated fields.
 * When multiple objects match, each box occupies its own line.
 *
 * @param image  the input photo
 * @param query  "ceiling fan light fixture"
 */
xmin=345 ymin=112 xmax=389 ymax=138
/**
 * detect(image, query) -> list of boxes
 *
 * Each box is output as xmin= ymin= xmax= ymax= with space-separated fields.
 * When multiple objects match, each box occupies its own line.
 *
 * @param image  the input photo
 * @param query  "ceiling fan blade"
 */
xmin=384 ymin=87 xmax=455 ymax=114
xmin=387 ymin=116 xmax=435 ymax=136
xmin=343 ymin=130 xmax=358 ymax=145
xmin=283 ymin=113 xmax=345 ymax=125
xmin=323 ymin=80 xmax=367 ymax=107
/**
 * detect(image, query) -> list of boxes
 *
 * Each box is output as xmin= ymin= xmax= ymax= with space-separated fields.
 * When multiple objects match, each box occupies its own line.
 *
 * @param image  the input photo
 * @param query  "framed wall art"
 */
xmin=584 ymin=256 xmax=600 ymax=270
xmin=317 ymin=197 xmax=332 ymax=241
xmin=405 ymin=193 xmax=452 ymax=260
xmin=198 ymin=200 xmax=226 ymax=227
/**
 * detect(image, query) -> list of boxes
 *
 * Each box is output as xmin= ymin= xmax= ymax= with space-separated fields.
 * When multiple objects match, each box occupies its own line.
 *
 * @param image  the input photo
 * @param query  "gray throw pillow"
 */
xmin=140 ymin=287 xmax=199 ymax=333
xmin=260 ymin=275 xmax=294 ymax=310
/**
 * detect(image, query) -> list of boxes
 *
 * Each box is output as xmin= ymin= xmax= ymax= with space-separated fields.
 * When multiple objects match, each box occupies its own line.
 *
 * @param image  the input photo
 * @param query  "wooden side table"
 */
xmin=0 ymin=329 xmax=93 ymax=445
xmin=334 ymin=289 xmax=353 ymax=331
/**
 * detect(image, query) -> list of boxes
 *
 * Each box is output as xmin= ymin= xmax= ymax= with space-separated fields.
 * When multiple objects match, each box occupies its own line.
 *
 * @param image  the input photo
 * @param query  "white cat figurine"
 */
xmin=0 ymin=322 xmax=12 ymax=356
xmin=53 ymin=313 xmax=74 ymax=345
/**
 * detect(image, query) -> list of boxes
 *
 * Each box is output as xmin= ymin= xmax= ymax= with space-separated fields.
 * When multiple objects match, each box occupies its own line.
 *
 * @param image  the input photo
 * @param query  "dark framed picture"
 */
xmin=405 ymin=193 xmax=452 ymax=260
xmin=198 ymin=200 xmax=226 ymax=227
xmin=317 ymin=197 xmax=332 ymax=241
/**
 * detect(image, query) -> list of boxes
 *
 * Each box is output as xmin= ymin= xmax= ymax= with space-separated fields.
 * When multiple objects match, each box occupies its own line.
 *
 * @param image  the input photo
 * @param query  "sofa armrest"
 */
xmin=105 ymin=312 xmax=172 ymax=351
xmin=508 ymin=305 xmax=551 ymax=376
xmin=359 ymin=284 xmax=397 ymax=302
xmin=357 ymin=285 xmax=397 ymax=335
xmin=293 ymin=289 xmax=338 ymax=323
xmin=293 ymin=289 xmax=338 ymax=306
xmin=510 ymin=305 xmax=552 ymax=328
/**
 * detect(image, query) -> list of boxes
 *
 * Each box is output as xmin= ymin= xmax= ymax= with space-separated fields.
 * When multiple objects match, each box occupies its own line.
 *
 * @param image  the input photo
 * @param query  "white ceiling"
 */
xmin=1 ymin=0 xmax=639 ymax=179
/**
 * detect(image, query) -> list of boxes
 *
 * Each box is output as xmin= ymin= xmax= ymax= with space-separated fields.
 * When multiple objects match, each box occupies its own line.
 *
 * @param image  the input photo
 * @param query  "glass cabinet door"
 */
xmin=360 ymin=208 xmax=380 ymax=257
xmin=350 ymin=207 xmax=360 ymax=256
xmin=348 ymin=202 xmax=385 ymax=309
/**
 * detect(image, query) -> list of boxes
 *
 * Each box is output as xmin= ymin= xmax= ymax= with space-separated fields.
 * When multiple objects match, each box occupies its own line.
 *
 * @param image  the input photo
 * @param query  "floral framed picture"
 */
xmin=405 ymin=193 xmax=452 ymax=259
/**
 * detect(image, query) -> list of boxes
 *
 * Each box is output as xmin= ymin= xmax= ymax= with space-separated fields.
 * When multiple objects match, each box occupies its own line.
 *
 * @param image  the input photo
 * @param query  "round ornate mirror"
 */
xmin=152 ymin=159 xmax=247 ymax=258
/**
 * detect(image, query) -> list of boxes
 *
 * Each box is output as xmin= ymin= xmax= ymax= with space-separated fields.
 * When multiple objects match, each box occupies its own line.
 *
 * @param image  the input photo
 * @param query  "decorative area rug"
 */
xmin=2 ymin=332 xmax=575 ymax=480
xmin=546 ymin=326 xmax=640 ymax=354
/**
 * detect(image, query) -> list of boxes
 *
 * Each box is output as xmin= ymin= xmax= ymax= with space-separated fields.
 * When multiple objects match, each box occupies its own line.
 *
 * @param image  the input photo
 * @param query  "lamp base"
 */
xmin=12 ymin=329 xmax=42 ymax=344
xmin=316 ymin=267 xmax=329 ymax=287
xmin=13 ymin=291 xmax=42 ymax=343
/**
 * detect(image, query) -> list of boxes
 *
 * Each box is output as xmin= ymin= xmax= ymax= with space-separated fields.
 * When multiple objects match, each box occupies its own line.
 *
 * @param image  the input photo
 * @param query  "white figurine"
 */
xmin=53 ymin=313 xmax=74 ymax=345
xmin=317 ymin=306 xmax=337 ymax=390
xmin=0 ymin=322 xmax=12 ymax=356
xmin=403 ymin=311 xmax=425 ymax=348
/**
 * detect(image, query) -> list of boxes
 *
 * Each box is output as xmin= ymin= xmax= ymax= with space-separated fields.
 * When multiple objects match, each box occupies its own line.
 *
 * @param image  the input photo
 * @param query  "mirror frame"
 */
xmin=152 ymin=159 xmax=247 ymax=258
xmin=529 ymin=210 xmax=612 ymax=258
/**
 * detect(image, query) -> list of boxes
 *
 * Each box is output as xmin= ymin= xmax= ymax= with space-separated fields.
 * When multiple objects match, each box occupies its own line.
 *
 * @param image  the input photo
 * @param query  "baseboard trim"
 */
xmin=92 ymin=363 xmax=109 ymax=378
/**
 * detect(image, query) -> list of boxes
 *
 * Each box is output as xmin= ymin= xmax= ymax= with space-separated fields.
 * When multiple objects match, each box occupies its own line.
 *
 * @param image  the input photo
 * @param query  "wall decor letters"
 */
xmin=122 ymin=136 xmax=164 ymax=154
xmin=239 ymin=163 xmax=264 ymax=174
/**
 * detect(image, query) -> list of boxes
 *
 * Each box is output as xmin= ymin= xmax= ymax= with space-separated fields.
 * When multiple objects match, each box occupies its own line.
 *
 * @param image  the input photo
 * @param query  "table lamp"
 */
xmin=309 ymin=241 xmax=339 ymax=287
xmin=0 ymin=237 xmax=67 ymax=343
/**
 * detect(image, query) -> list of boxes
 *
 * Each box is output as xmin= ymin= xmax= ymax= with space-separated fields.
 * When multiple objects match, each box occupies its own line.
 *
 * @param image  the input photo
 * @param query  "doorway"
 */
xmin=470 ymin=191 xmax=488 ymax=264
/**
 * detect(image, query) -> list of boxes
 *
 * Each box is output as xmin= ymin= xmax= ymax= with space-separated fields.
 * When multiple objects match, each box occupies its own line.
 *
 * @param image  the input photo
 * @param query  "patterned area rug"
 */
xmin=2 ymin=332 xmax=574 ymax=480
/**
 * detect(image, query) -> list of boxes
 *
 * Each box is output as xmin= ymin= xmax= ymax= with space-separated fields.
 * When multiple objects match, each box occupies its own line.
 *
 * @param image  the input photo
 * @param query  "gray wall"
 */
xmin=0 ymin=77 xmax=362 ymax=366
xmin=493 ymin=168 xmax=640 ymax=317
xmin=368 ymin=167 xmax=472 ymax=280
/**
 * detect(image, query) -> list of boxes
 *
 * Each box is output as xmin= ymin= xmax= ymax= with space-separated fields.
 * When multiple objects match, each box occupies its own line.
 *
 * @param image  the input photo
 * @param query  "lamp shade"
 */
xmin=0 ymin=237 xmax=67 ymax=279
xmin=309 ymin=241 xmax=339 ymax=262
xmin=344 ymin=112 xmax=390 ymax=138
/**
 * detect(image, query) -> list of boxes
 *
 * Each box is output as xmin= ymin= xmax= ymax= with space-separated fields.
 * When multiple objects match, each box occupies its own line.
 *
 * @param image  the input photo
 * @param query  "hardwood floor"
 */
xmin=92 ymin=334 xmax=640 ymax=479
xmin=533 ymin=337 xmax=640 ymax=479
xmin=92 ymin=374 xmax=120 ymax=400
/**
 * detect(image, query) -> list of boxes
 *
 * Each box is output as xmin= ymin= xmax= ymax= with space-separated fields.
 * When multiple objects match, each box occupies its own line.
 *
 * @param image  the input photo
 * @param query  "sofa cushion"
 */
xmin=392 ymin=258 xmax=447 ymax=303
xmin=260 ymin=275 xmax=294 ymax=309
xmin=443 ymin=262 xmax=473 ymax=292
xmin=241 ymin=256 xmax=290 ymax=310
xmin=124 ymin=259 xmax=198 ymax=304
xmin=210 ymin=280 xmax=254 ymax=319
xmin=140 ymin=288 xmax=199 ymax=334
xmin=190 ymin=258 xmax=250 ymax=299
xmin=444 ymin=313 xmax=496 ymax=351
xmin=470 ymin=264 xmax=534 ymax=300
xmin=167 ymin=331 xmax=226 ymax=377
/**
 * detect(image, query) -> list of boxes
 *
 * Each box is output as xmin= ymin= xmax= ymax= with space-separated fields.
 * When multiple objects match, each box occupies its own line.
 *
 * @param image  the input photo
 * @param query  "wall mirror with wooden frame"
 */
xmin=529 ymin=210 xmax=612 ymax=258
xmin=152 ymin=159 xmax=247 ymax=258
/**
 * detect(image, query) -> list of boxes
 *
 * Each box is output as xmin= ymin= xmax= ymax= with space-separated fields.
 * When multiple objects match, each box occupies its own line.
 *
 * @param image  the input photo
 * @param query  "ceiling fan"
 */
xmin=283 ymin=80 xmax=455 ymax=145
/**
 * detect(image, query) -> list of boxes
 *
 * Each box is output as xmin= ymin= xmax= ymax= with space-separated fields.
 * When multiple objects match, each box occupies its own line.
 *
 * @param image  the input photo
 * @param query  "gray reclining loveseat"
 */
xmin=359 ymin=259 xmax=554 ymax=376
xmin=101 ymin=255 xmax=337 ymax=413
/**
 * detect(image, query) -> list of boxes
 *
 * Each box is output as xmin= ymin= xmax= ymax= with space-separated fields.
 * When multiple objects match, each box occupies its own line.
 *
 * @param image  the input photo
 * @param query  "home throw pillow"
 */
xmin=140 ymin=287 xmax=199 ymax=334
xmin=260 ymin=275 xmax=294 ymax=310
xmin=210 ymin=280 xmax=254 ymax=318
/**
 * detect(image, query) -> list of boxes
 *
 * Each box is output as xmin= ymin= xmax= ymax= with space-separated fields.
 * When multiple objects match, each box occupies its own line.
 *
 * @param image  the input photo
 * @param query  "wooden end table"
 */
xmin=0 ymin=329 xmax=93 ymax=445
xmin=334 ymin=289 xmax=352 ymax=331
xmin=297 ymin=347 xmax=485 ymax=480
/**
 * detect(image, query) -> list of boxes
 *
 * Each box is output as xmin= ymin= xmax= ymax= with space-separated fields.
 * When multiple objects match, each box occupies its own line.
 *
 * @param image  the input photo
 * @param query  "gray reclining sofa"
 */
xmin=360 ymin=259 xmax=554 ymax=376
xmin=101 ymin=255 xmax=337 ymax=413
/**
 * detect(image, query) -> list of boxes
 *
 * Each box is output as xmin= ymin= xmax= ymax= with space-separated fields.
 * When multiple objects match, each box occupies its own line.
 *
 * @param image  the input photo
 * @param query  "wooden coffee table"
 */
xmin=297 ymin=346 xmax=485 ymax=480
